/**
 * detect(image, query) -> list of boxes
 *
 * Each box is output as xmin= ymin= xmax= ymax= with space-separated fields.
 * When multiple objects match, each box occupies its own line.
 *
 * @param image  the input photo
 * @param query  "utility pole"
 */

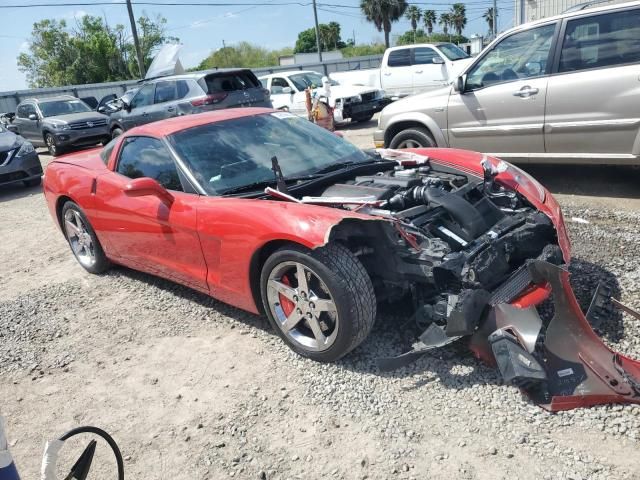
xmin=493 ymin=0 xmax=498 ymax=38
xmin=126 ymin=0 xmax=145 ymax=78
xmin=312 ymin=0 xmax=323 ymax=62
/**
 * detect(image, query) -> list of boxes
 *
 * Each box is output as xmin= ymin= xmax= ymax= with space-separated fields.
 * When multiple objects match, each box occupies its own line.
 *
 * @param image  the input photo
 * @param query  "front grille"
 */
xmin=0 ymin=170 xmax=27 ymax=184
xmin=68 ymin=119 xmax=108 ymax=130
xmin=361 ymin=92 xmax=377 ymax=102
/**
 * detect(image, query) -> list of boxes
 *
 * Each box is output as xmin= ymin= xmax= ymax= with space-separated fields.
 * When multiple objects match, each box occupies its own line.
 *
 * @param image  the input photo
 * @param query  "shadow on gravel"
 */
xmin=101 ymin=256 xmax=625 ymax=393
xmin=0 ymin=182 xmax=42 ymax=203
xmin=521 ymin=164 xmax=640 ymax=199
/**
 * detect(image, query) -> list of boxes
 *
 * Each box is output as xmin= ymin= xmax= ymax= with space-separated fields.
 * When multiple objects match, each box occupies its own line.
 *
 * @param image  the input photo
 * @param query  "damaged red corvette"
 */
xmin=42 ymin=108 xmax=640 ymax=411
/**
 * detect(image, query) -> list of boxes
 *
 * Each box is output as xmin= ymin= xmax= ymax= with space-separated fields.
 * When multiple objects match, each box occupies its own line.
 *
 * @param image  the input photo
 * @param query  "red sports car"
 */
xmin=44 ymin=108 xmax=640 ymax=411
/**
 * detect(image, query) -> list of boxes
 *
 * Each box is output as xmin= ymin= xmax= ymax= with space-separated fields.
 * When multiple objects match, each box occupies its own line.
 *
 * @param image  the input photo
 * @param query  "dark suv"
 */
xmin=108 ymin=69 xmax=272 ymax=138
xmin=12 ymin=96 xmax=110 ymax=156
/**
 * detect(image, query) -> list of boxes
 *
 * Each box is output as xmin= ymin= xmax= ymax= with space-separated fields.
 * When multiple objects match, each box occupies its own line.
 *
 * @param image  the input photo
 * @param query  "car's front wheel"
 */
xmin=260 ymin=243 xmax=376 ymax=362
xmin=111 ymin=127 xmax=124 ymax=139
xmin=389 ymin=127 xmax=436 ymax=149
xmin=61 ymin=201 xmax=110 ymax=274
xmin=45 ymin=133 xmax=62 ymax=156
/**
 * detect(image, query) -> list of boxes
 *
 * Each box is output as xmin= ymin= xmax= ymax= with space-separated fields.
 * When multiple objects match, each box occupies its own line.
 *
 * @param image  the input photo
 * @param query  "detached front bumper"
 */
xmin=0 ymin=150 xmax=42 ymax=187
xmin=339 ymin=99 xmax=385 ymax=121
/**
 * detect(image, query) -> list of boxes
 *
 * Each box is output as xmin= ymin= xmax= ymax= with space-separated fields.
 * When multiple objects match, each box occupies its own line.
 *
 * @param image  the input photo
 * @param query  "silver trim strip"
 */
xmin=545 ymin=118 xmax=640 ymax=132
xmin=450 ymin=123 xmax=543 ymax=137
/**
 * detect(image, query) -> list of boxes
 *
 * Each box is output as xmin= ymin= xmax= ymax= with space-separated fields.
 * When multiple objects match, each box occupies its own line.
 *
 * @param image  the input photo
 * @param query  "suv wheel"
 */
xmin=389 ymin=127 xmax=436 ymax=149
xmin=45 ymin=133 xmax=62 ymax=156
xmin=111 ymin=127 xmax=124 ymax=139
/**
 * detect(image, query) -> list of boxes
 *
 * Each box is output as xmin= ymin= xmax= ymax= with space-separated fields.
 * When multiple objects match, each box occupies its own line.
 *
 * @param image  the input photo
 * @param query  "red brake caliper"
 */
xmin=279 ymin=275 xmax=295 ymax=317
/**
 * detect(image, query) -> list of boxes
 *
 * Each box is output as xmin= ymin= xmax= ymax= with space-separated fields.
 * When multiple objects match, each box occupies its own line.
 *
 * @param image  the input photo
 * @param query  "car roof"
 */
xmin=386 ymin=43 xmax=440 ymax=52
xmin=144 ymin=68 xmax=253 ymax=83
xmin=499 ymin=0 xmax=640 ymax=36
xmin=20 ymin=95 xmax=77 ymax=104
xmin=129 ymin=107 xmax=277 ymax=137
xmin=259 ymin=70 xmax=319 ymax=79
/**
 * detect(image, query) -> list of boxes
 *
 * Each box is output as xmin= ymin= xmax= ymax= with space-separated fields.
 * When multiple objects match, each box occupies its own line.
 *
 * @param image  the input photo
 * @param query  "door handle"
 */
xmin=167 ymin=106 xmax=175 ymax=112
xmin=141 ymin=112 xmax=149 ymax=117
xmin=414 ymin=70 xmax=423 ymax=74
xmin=383 ymin=72 xmax=392 ymax=76
xmin=513 ymin=86 xmax=539 ymax=97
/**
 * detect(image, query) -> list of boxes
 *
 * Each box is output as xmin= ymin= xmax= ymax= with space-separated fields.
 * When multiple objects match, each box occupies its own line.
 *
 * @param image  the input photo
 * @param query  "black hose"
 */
xmin=59 ymin=426 xmax=124 ymax=480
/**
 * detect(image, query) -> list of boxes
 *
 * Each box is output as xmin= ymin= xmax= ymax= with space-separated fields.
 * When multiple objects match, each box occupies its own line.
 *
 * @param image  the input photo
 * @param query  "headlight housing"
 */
xmin=51 ymin=123 xmax=70 ymax=131
xmin=16 ymin=141 xmax=35 ymax=157
xmin=483 ymin=156 xmax=546 ymax=203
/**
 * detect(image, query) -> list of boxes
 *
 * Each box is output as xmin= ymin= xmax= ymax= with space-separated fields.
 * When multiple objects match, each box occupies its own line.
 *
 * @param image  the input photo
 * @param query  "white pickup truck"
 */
xmin=330 ymin=43 xmax=474 ymax=99
xmin=259 ymin=70 xmax=385 ymax=123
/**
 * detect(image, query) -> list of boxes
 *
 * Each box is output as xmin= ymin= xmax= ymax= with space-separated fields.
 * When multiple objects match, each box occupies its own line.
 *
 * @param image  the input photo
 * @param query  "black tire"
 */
xmin=353 ymin=113 xmax=374 ymax=123
xmin=45 ymin=133 xmax=63 ymax=157
xmin=260 ymin=243 xmax=376 ymax=362
xmin=389 ymin=127 xmax=436 ymax=149
xmin=111 ymin=127 xmax=124 ymax=139
xmin=23 ymin=177 xmax=42 ymax=188
xmin=61 ymin=201 xmax=110 ymax=274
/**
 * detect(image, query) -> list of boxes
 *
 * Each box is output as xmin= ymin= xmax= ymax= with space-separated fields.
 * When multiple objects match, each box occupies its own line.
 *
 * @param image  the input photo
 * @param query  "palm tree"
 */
xmin=405 ymin=5 xmax=422 ymax=43
xmin=423 ymin=9 xmax=437 ymax=36
xmin=360 ymin=0 xmax=408 ymax=48
xmin=483 ymin=7 xmax=498 ymax=35
xmin=439 ymin=12 xmax=451 ymax=35
xmin=450 ymin=3 xmax=467 ymax=36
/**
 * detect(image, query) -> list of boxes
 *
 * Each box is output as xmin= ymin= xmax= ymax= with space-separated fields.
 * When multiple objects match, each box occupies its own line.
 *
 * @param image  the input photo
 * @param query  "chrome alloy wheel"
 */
xmin=266 ymin=261 xmax=339 ymax=352
xmin=63 ymin=209 xmax=96 ymax=268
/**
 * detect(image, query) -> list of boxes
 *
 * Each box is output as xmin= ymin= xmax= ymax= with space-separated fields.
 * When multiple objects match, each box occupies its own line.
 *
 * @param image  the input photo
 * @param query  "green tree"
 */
xmin=439 ymin=12 xmax=452 ymax=35
xmin=294 ymin=22 xmax=345 ymax=53
xmin=423 ymin=9 xmax=437 ymax=36
xmin=360 ymin=0 xmax=408 ymax=48
xmin=196 ymin=42 xmax=293 ymax=69
xmin=396 ymin=29 xmax=467 ymax=46
xmin=18 ymin=14 xmax=177 ymax=87
xmin=450 ymin=3 xmax=467 ymax=36
xmin=483 ymin=7 xmax=498 ymax=35
xmin=405 ymin=5 xmax=422 ymax=43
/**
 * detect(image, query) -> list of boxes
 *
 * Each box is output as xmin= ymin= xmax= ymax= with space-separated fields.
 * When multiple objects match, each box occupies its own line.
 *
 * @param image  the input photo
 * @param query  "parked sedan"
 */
xmin=0 ymin=123 xmax=42 ymax=188
xmin=43 ymin=108 xmax=640 ymax=411
xmin=375 ymin=1 xmax=640 ymax=165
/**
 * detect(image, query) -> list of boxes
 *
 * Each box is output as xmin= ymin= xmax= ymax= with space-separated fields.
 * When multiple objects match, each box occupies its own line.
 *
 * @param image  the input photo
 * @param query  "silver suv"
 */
xmin=108 ymin=69 xmax=272 ymax=138
xmin=12 ymin=96 xmax=110 ymax=156
xmin=375 ymin=1 xmax=640 ymax=165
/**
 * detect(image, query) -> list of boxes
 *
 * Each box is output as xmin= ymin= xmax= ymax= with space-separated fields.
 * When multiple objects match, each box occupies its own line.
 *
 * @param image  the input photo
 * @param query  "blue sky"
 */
xmin=0 ymin=0 xmax=514 ymax=92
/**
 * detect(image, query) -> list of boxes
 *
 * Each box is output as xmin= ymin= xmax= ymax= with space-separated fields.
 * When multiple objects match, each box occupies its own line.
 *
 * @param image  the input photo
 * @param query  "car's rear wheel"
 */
xmin=389 ymin=127 xmax=436 ymax=149
xmin=45 ymin=133 xmax=63 ymax=157
xmin=111 ymin=127 xmax=124 ymax=139
xmin=260 ymin=243 xmax=376 ymax=362
xmin=61 ymin=201 xmax=110 ymax=274
xmin=353 ymin=113 xmax=374 ymax=123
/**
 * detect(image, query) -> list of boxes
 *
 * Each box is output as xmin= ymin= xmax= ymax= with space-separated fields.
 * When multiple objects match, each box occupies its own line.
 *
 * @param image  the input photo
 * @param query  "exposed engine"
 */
xmin=311 ymin=158 xmax=562 ymax=337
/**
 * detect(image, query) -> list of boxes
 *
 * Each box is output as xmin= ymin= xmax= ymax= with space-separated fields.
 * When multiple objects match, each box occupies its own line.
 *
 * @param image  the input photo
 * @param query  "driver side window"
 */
xmin=130 ymin=83 xmax=155 ymax=109
xmin=270 ymin=77 xmax=290 ymax=94
xmin=466 ymin=23 xmax=556 ymax=90
xmin=116 ymin=136 xmax=183 ymax=191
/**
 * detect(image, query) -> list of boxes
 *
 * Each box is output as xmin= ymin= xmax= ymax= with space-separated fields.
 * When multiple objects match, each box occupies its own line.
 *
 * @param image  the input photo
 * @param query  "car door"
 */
xmin=14 ymin=103 xmax=41 ymax=144
xmin=381 ymin=48 xmax=413 ymax=97
xmin=268 ymin=77 xmax=296 ymax=111
xmin=544 ymin=7 xmax=640 ymax=161
xmin=447 ymin=22 xmax=558 ymax=157
xmin=412 ymin=47 xmax=448 ymax=93
xmin=123 ymin=83 xmax=156 ymax=129
xmin=93 ymin=135 xmax=208 ymax=291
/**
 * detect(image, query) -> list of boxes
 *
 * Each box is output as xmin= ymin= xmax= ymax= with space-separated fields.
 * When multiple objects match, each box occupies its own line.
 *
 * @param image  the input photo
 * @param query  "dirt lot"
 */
xmin=1 ymin=119 xmax=640 ymax=480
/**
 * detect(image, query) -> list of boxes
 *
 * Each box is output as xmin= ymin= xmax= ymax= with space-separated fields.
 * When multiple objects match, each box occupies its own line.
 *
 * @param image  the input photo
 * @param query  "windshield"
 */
xmin=168 ymin=112 xmax=370 ymax=195
xmin=438 ymin=43 xmax=470 ymax=61
xmin=288 ymin=72 xmax=337 ymax=91
xmin=39 ymin=99 xmax=92 ymax=117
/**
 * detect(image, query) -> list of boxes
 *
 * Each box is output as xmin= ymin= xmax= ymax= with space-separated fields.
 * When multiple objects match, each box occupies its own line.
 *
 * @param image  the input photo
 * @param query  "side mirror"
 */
xmin=121 ymin=99 xmax=131 ymax=112
xmin=454 ymin=75 xmax=466 ymax=93
xmin=432 ymin=56 xmax=445 ymax=65
xmin=28 ymin=114 xmax=38 ymax=121
xmin=282 ymin=86 xmax=293 ymax=94
xmin=124 ymin=177 xmax=174 ymax=204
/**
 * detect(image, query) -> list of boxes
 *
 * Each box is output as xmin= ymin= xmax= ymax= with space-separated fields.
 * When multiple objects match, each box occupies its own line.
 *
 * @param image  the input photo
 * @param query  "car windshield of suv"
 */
xmin=39 ymin=99 xmax=92 ymax=117
xmin=168 ymin=112 xmax=371 ymax=195
xmin=288 ymin=72 xmax=338 ymax=91
xmin=438 ymin=43 xmax=470 ymax=61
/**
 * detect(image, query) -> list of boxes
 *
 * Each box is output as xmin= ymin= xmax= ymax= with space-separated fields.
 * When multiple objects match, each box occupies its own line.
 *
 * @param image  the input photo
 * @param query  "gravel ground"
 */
xmin=1 ymin=130 xmax=639 ymax=479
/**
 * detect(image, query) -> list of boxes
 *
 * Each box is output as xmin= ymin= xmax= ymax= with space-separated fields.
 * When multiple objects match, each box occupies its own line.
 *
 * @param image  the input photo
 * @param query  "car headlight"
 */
xmin=484 ymin=156 xmax=546 ymax=203
xmin=16 ymin=141 xmax=35 ymax=157
xmin=52 ymin=123 xmax=70 ymax=131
